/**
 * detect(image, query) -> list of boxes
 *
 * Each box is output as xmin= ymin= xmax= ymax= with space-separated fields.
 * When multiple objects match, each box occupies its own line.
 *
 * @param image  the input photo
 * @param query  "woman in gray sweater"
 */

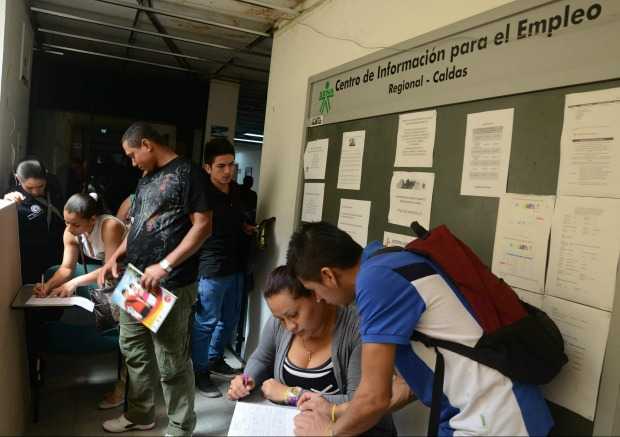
xmin=228 ymin=266 xmax=412 ymax=435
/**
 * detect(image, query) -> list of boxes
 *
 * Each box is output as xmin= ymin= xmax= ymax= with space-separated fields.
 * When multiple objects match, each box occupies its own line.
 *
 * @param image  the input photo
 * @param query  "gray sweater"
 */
xmin=244 ymin=305 xmax=396 ymax=435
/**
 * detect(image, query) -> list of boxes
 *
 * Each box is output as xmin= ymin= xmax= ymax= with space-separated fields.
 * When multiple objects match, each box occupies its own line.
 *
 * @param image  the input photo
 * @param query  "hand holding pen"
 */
xmin=33 ymin=273 xmax=50 ymax=297
xmin=227 ymin=373 xmax=255 ymax=400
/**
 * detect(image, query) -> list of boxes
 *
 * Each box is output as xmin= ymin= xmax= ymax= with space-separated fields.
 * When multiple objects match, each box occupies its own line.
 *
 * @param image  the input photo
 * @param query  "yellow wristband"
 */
xmin=331 ymin=404 xmax=337 ymax=423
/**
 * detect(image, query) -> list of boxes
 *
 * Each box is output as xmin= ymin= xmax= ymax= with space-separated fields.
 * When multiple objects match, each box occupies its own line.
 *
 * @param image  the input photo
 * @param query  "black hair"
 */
xmin=287 ymin=221 xmax=362 ymax=282
xmin=64 ymin=192 xmax=102 ymax=219
xmin=121 ymin=122 xmax=167 ymax=148
xmin=243 ymin=175 xmax=253 ymax=188
xmin=16 ymin=158 xmax=47 ymax=182
xmin=263 ymin=265 xmax=312 ymax=299
xmin=204 ymin=138 xmax=235 ymax=165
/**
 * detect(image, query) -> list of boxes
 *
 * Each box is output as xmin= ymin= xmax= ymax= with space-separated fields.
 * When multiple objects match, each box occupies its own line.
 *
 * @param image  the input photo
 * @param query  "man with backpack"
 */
xmin=287 ymin=221 xmax=554 ymax=436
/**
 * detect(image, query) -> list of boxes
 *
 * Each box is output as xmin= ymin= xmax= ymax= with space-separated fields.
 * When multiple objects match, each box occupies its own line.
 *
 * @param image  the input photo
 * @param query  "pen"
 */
xmin=313 ymin=384 xmax=333 ymax=396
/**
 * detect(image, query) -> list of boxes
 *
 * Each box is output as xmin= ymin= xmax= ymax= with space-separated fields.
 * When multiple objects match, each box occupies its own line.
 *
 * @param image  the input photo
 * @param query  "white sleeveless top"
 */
xmin=78 ymin=214 xmax=127 ymax=261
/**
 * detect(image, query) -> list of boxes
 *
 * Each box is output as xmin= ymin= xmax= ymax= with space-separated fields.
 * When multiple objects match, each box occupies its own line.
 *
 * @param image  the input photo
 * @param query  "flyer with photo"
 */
xmin=112 ymin=263 xmax=177 ymax=333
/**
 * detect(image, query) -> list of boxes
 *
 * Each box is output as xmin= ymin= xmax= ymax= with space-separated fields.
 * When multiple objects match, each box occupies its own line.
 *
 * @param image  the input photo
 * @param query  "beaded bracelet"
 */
xmin=284 ymin=386 xmax=302 ymax=406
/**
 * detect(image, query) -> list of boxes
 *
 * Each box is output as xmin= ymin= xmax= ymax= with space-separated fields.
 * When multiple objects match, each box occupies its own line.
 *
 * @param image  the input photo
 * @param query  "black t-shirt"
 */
xmin=7 ymin=187 xmax=65 ymax=283
xmin=198 ymin=179 xmax=246 ymax=278
xmin=126 ymin=157 xmax=209 ymax=288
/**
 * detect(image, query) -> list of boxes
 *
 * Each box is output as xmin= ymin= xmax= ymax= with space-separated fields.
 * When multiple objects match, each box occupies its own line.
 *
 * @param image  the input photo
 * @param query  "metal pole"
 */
xmin=31 ymin=7 xmax=270 ymax=58
xmin=236 ymin=0 xmax=300 ymax=16
xmin=41 ymin=43 xmax=195 ymax=72
xmin=92 ymin=0 xmax=270 ymax=38
xmin=38 ymin=28 xmax=269 ymax=73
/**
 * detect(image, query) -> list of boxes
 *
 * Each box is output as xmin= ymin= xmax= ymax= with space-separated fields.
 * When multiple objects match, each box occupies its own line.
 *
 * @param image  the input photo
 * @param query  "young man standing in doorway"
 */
xmin=98 ymin=122 xmax=212 ymax=436
xmin=191 ymin=138 xmax=254 ymax=397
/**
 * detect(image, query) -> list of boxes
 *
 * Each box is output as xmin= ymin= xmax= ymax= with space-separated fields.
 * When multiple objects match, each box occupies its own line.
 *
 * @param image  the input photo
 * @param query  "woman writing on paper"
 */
xmin=227 ymin=266 xmax=412 ymax=435
xmin=34 ymin=192 xmax=126 ymax=298
xmin=33 ymin=192 xmax=128 ymax=410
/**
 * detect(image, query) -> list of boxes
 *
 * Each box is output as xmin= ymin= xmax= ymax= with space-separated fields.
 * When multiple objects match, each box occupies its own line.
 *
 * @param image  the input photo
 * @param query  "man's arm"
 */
xmin=97 ymin=235 xmax=128 ymax=286
xmin=162 ymin=210 xmax=212 ymax=267
xmin=331 ymin=343 xmax=395 ymax=435
xmin=140 ymin=210 xmax=212 ymax=291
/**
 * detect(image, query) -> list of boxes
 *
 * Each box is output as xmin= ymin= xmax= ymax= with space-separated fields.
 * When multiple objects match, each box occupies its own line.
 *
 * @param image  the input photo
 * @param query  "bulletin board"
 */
xmin=299 ymin=0 xmax=620 ymax=435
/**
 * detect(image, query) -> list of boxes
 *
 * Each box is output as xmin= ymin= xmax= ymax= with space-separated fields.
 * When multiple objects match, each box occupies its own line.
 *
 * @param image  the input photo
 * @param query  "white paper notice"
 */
xmin=383 ymin=231 xmax=415 ymax=248
xmin=228 ymin=401 xmax=298 ymax=436
xmin=388 ymin=171 xmax=435 ymax=229
xmin=460 ymin=108 xmax=514 ymax=197
xmin=513 ymin=287 xmax=544 ymax=309
xmin=491 ymin=194 xmax=555 ymax=293
xmin=546 ymin=196 xmax=620 ymax=311
xmin=337 ymin=131 xmax=366 ymax=190
xmin=301 ymin=183 xmax=325 ymax=222
xmin=26 ymin=295 xmax=95 ymax=312
xmin=542 ymin=296 xmax=611 ymax=420
xmin=303 ymin=138 xmax=329 ymax=180
xmin=558 ymin=87 xmax=620 ymax=198
xmin=337 ymin=199 xmax=371 ymax=247
xmin=394 ymin=110 xmax=437 ymax=167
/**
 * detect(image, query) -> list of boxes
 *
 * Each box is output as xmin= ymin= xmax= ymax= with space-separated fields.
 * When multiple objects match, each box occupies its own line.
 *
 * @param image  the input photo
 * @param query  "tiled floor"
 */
xmin=25 ymin=351 xmax=240 ymax=436
xmin=25 ymin=351 xmax=428 ymax=436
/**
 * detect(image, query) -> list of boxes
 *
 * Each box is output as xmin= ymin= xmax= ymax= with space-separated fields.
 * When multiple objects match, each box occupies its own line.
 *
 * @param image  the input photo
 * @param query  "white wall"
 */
xmin=252 ymin=0 xmax=516 ymax=340
xmin=204 ymin=79 xmax=240 ymax=148
xmin=0 ymin=0 xmax=33 ymax=194
xmin=0 ymin=201 xmax=28 ymax=435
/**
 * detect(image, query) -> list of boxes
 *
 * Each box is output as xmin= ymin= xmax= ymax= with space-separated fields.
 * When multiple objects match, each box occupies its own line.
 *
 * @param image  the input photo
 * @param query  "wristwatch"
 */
xmin=159 ymin=259 xmax=173 ymax=274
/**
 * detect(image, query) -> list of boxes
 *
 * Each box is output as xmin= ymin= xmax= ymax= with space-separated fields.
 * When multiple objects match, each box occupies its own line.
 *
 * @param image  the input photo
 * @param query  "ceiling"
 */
xmin=29 ymin=0 xmax=304 ymax=83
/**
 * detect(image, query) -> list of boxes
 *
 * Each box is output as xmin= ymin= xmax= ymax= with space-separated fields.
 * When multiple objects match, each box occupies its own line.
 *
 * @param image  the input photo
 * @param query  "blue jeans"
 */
xmin=191 ymin=272 xmax=244 ymax=374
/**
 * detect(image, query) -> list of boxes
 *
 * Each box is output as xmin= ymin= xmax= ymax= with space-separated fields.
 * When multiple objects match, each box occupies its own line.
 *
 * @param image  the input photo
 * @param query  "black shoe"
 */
xmin=195 ymin=372 xmax=222 ymax=398
xmin=209 ymin=357 xmax=243 ymax=379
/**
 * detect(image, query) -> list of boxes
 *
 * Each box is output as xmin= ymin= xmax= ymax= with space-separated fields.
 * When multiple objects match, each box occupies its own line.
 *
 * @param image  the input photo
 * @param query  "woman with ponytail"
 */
xmin=34 ymin=192 xmax=129 ymax=410
xmin=34 ymin=192 xmax=126 ymax=298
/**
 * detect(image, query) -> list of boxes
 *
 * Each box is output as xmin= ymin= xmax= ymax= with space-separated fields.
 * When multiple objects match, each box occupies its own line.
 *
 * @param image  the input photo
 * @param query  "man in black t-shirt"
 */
xmin=98 ymin=123 xmax=212 ymax=436
xmin=191 ymin=138 xmax=254 ymax=397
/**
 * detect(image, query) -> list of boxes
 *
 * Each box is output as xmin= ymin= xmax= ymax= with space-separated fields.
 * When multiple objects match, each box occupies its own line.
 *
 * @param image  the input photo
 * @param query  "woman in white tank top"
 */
xmin=34 ymin=193 xmax=127 ymax=298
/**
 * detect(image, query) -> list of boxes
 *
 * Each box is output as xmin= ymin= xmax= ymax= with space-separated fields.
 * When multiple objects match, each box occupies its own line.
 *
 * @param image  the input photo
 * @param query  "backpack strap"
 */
xmin=368 ymin=245 xmax=404 ymax=260
xmin=428 ymin=347 xmax=444 ymax=437
xmin=412 ymin=330 xmax=498 ymax=370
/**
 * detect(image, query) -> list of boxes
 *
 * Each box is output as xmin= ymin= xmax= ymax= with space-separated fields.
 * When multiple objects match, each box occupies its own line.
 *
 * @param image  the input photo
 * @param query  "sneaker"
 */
xmin=209 ymin=357 xmax=243 ymax=379
xmin=102 ymin=415 xmax=155 ymax=433
xmin=196 ymin=372 xmax=222 ymax=398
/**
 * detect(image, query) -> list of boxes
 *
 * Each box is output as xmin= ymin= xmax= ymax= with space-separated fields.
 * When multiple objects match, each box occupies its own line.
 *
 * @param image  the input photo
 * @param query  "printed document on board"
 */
xmin=491 ymin=194 xmax=555 ymax=293
xmin=557 ymin=87 xmax=620 ymax=198
xmin=545 ymin=196 xmax=620 ymax=311
xmin=383 ymin=231 xmax=415 ymax=248
xmin=303 ymin=138 xmax=329 ymax=180
xmin=301 ymin=183 xmax=325 ymax=222
xmin=542 ymin=296 xmax=611 ymax=421
xmin=460 ymin=108 xmax=514 ymax=197
xmin=394 ymin=110 xmax=436 ymax=167
xmin=337 ymin=131 xmax=366 ymax=190
xmin=388 ymin=171 xmax=435 ymax=229
xmin=337 ymin=199 xmax=371 ymax=247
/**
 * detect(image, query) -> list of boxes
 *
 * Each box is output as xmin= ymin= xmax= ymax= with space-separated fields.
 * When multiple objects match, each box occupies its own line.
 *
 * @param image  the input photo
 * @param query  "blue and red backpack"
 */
xmin=378 ymin=222 xmax=567 ymax=436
